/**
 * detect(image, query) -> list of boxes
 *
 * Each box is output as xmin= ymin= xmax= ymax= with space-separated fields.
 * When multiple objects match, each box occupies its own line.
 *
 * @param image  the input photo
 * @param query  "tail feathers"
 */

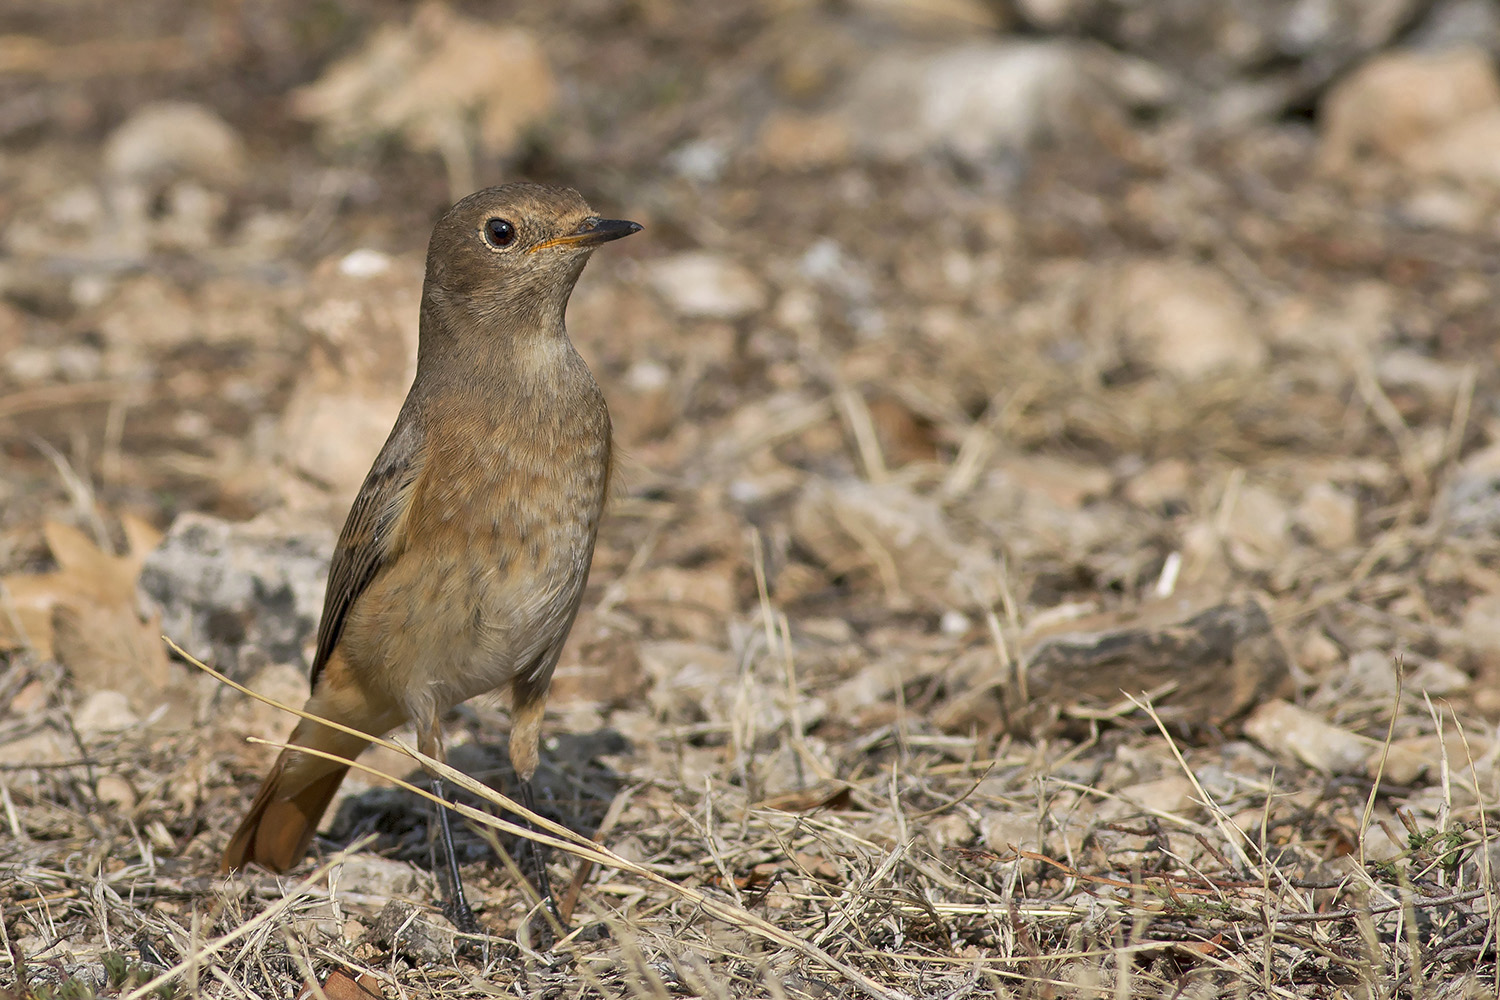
xmin=221 ymin=720 xmax=369 ymax=874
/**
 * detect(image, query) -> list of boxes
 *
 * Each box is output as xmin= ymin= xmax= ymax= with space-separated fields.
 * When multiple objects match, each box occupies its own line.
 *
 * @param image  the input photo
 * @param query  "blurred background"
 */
xmin=4 ymin=0 xmax=1500 ymax=994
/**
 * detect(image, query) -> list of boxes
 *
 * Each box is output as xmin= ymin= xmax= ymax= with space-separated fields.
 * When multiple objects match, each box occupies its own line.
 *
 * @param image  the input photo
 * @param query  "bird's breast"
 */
xmin=345 ymin=372 xmax=611 ymax=713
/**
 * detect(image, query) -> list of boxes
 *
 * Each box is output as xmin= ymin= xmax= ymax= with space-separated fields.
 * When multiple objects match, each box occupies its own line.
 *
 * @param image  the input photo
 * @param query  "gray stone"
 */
xmin=138 ymin=513 xmax=332 ymax=679
xmin=370 ymin=899 xmax=454 ymax=965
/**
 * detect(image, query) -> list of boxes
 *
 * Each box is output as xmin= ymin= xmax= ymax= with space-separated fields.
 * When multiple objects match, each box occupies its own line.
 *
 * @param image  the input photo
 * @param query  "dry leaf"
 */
xmin=0 ymin=514 xmax=169 ymax=701
xmin=295 ymin=969 xmax=384 ymax=1000
xmin=290 ymin=3 xmax=556 ymax=161
xmin=757 ymin=783 xmax=853 ymax=813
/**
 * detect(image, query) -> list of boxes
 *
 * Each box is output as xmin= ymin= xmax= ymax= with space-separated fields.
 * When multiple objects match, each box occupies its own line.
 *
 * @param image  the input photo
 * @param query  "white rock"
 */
xmin=645 ymin=252 xmax=766 ymax=320
xmin=103 ymin=101 xmax=246 ymax=183
xmin=339 ymin=248 xmax=393 ymax=277
xmin=331 ymin=855 xmax=422 ymax=899
xmin=1243 ymin=699 xmax=1372 ymax=775
xmin=73 ymin=690 xmax=140 ymax=734
xmin=1103 ymin=775 xmax=1198 ymax=822
xmin=840 ymin=41 xmax=1095 ymax=165
xmin=1114 ymin=259 xmax=1266 ymax=379
xmin=1377 ymin=349 xmax=1463 ymax=401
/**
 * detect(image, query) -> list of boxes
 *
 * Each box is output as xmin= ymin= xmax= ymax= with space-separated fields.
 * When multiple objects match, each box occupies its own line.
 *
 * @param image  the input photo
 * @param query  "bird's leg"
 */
xmin=417 ymin=722 xmax=478 ymax=935
xmin=508 ymin=690 xmax=560 ymax=929
xmin=516 ymin=779 xmax=557 ymax=919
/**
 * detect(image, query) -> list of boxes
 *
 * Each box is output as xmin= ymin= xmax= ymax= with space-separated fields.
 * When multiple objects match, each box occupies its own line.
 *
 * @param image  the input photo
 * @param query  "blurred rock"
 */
xmin=279 ymin=253 xmax=422 ymax=495
xmin=1268 ymin=281 xmax=1397 ymax=353
xmin=837 ymin=40 xmax=1123 ymax=165
xmin=93 ymin=275 xmax=196 ymax=369
xmin=1124 ymin=458 xmax=1191 ymax=510
xmin=1319 ymin=46 xmax=1500 ymax=182
xmin=72 ymin=689 xmax=139 ymax=734
xmin=1406 ymin=109 xmax=1500 ymax=186
xmin=1444 ymin=443 xmax=1500 ymax=535
xmin=1222 ymin=484 xmax=1293 ymax=572
xmin=0 ymin=729 xmax=70 ymax=766
xmin=1377 ymin=349 xmax=1465 ymax=405
xmin=1345 ymin=648 xmax=1399 ymax=698
xmin=1378 ymin=730 xmax=1492 ymax=785
xmin=645 ymin=252 xmax=767 ymax=320
xmin=981 ymin=810 xmax=1040 ymax=851
xmin=1113 ymin=259 xmax=1265 ymax=379
xmin=1407 ymin=658 xmax=1470 ymax=695
xmin=139 ymin=513 xmax=333 ymax=679
xmin=1015 ymin=0 xmax=1424 ymax=104
xmin=94 ymin=774 xmax=136 ymax=810
xmin=1243 ymin=699 xmax=1371 ymax=774
xmin=102 ymin=101 xmax=245 ymax=184
xmin=792 ymin=477 xmax=1001 ymax=610
xmin=851 ymin=0 xmax=1004 ymax=32
xmin=1463 ymin=592 xmax=1500 ymax=650
xmin=291 ymin=3 xmax=555 ymax=190
xmin=232 ymin=661 xmax=313 ymax=749
xmin=1295 ymin=482 xmax=1358 ymax=550
xmin=756 ymin=112 xmax=853 ymax=172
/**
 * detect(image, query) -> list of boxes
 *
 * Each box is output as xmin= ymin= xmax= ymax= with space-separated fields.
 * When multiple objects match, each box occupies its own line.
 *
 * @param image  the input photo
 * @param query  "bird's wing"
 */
xmin=309 ymin=410 xmax=426 ymax=691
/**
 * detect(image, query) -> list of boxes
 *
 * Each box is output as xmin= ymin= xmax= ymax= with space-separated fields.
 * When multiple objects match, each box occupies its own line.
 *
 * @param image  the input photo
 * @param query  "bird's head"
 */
xmin=422 ymin=182 xmax=641 ymax=324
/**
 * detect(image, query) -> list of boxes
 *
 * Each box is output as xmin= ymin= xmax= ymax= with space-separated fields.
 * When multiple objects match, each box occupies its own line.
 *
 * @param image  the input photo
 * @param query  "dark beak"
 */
xmin=530 ymin=218 xmax=643 ymax=253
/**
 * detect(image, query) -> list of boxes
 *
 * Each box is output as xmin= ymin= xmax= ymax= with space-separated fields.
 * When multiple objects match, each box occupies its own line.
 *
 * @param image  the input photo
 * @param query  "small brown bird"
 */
xmin=222 ymin=183 xmax=640 ymax=928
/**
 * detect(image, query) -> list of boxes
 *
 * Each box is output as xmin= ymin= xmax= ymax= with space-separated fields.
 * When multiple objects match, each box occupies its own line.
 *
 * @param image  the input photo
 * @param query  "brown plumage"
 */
xmin=222 ymin=184 xmax=640 ymax=896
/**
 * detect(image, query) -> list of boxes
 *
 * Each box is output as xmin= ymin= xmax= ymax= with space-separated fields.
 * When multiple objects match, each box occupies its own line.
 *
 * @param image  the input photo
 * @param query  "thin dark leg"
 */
xmin=430 ymin=776 xmax=479 ymax=934
xmin=517 ymin=780 xmax=559 ymax=921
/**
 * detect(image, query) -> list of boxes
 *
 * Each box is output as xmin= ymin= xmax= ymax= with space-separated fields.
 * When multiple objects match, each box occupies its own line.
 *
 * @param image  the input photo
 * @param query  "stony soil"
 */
xmin=3 ymin=1 xmax=1500 ymax=997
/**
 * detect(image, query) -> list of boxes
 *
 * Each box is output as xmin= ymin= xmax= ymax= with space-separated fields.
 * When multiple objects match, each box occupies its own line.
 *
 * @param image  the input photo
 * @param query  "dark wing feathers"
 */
xmin=308 ymin=413 xmax=425 ymax=690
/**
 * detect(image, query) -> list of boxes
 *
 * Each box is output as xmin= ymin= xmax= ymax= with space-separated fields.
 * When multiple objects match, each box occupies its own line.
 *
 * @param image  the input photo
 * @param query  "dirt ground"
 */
xmin=3 ymin=1 xmax=1500 ymax=997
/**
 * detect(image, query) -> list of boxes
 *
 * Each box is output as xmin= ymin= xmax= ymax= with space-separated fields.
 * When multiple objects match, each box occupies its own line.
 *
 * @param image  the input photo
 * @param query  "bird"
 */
xmin=221 ymin=182 xmax=641 ymax=933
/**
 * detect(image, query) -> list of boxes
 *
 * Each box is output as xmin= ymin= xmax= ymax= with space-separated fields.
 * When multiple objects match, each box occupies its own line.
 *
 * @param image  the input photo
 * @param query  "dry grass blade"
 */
xmin=119 ymin=840 xmax=375 ymax=1000
xmin=176 ymin=638 xmax=915 ymax=1000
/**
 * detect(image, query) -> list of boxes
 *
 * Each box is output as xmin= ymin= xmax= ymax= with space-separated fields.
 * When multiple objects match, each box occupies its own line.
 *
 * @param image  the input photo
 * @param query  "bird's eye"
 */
xmin=483 ymin=218 xmax=516 ymax=248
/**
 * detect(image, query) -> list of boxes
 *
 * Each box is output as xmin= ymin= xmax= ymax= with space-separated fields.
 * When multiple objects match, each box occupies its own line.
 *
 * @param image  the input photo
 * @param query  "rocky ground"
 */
xmin=4 ymin=0 xmax=1500 ymax=997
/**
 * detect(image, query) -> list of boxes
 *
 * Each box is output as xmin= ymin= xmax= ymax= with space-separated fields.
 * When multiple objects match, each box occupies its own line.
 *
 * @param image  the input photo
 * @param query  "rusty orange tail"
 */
xmin=222 ymin=650 xmax=408 ymax=874
xmin=220 ymin=716 xmax=369 ymax=874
